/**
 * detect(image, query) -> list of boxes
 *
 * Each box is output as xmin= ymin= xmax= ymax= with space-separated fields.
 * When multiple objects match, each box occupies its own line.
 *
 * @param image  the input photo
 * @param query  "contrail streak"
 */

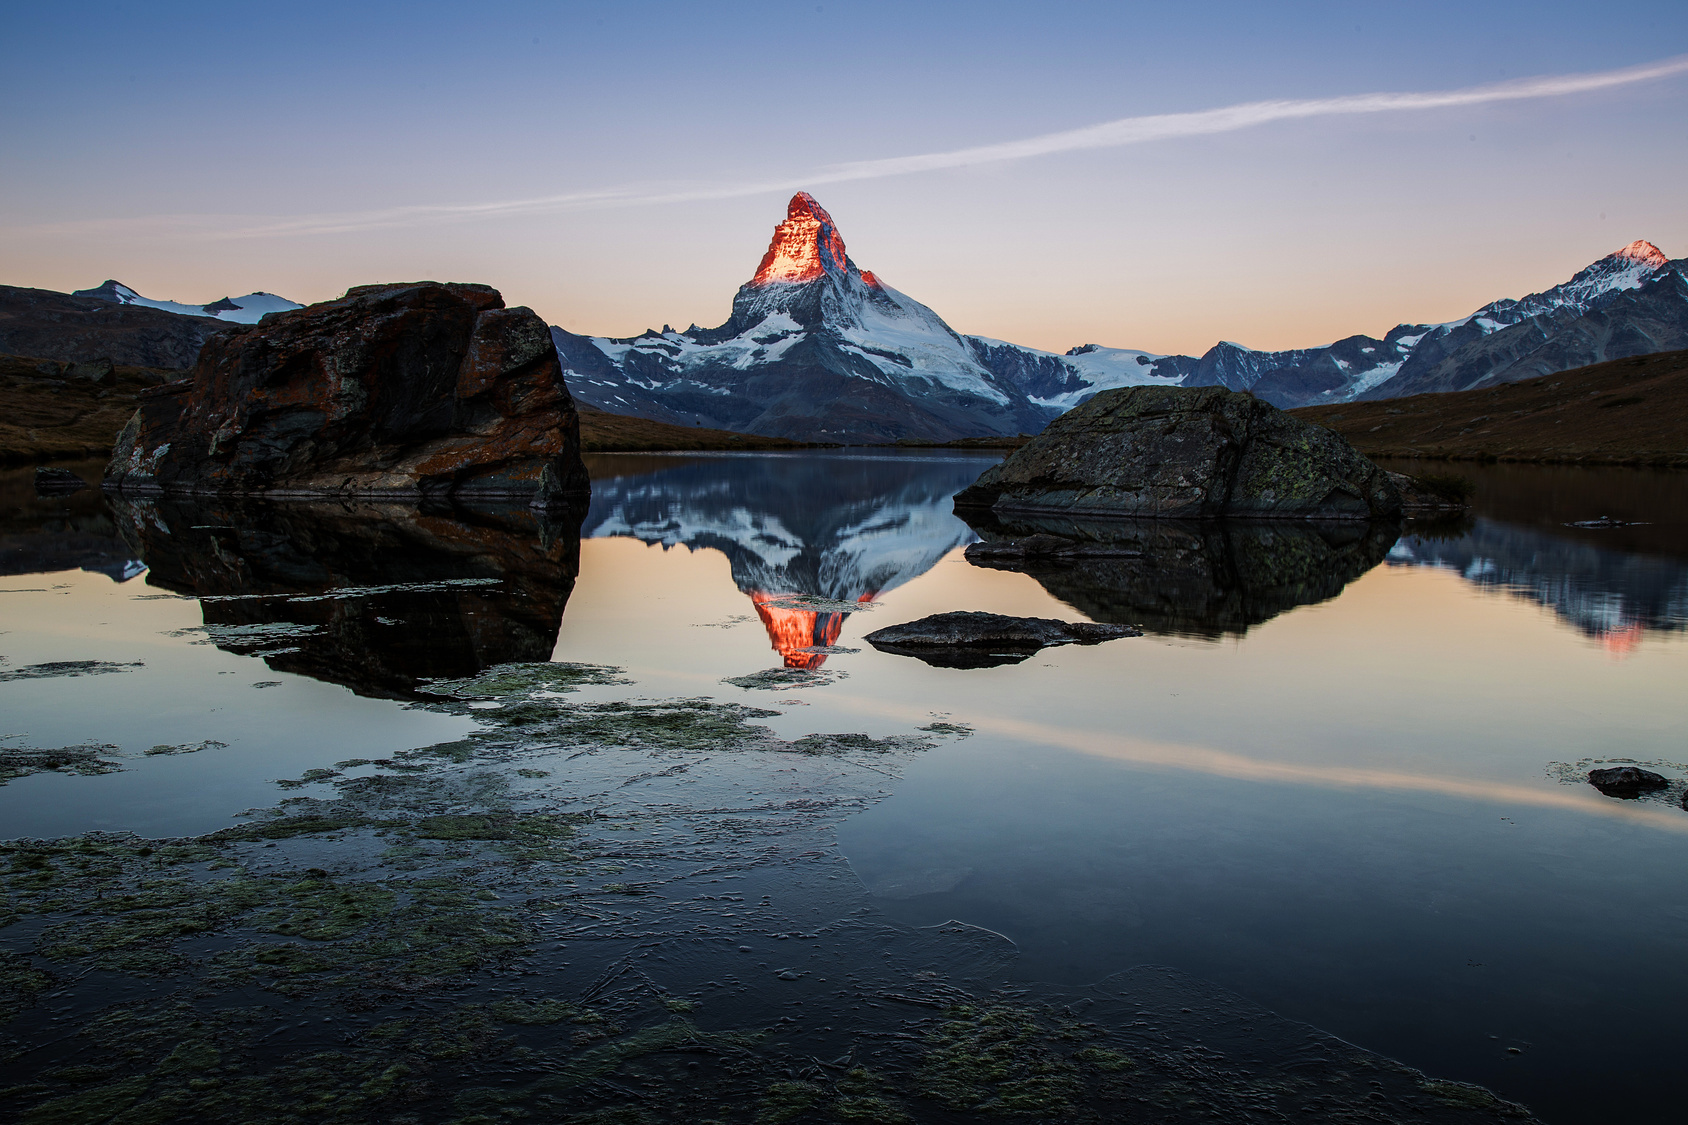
xmin=28 ymin=53 xmax=1688 ymax=240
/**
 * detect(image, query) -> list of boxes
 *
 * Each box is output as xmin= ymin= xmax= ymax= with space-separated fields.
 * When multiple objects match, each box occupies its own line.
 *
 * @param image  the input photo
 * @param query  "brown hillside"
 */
xmin=0 ymin=353 xmax=175 ymax=463
xmin=1292 ymin=349 xmax=1688 ymax=467
xmin=576 ymin=404 xmax=810 ymax=452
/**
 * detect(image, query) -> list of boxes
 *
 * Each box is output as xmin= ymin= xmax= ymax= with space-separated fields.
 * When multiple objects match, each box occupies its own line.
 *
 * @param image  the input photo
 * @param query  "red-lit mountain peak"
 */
xmin=750 ymin=192 xmax=871 ymax=287
xmin=1613 ymin=239 xmax=1669 ymax=268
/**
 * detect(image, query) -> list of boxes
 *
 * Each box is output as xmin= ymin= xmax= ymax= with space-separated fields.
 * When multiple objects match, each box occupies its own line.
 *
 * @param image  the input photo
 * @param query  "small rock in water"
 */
xmin=1587 ymin=766 xmax=1669 ymax=798
xmin=33 ymin=466 xmax=88 ymax=494
xmin=865 ymin=611 xmax=1139 ymax=669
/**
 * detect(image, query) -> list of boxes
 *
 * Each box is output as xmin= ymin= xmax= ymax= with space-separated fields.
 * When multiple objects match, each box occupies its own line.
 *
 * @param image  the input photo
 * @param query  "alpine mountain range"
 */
xmin=553 ymin=193 xmax=1688 ymax=442
xmin=49 ymin=192 xmax=1688 ymax=443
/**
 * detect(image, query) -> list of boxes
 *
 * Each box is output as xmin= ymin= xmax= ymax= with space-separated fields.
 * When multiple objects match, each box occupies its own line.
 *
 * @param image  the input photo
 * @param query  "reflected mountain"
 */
xmin=582 ymin=452 xmax=998 ymax=666
xmin=114 ymin=497 xmax=584 ymax=699
xmin=960 ymin=510 xmax=1401 ymax=639
xmin=1388 ymin=519 xmax=1688 ymax=653
xmin=0 ymin=461 xmax=144 ymax=581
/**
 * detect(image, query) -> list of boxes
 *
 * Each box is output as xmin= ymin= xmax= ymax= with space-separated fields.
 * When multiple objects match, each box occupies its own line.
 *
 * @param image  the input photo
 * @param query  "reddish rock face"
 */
xmin=104 ymin=282 xmax=589 ymax=507
xmin=750 ymin=192 xmax=865 ymax=287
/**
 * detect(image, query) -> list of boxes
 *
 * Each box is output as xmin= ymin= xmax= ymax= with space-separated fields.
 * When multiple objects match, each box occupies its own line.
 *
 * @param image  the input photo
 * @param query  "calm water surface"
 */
xmin=2 ymin=452 xmax=1685 ymax=1123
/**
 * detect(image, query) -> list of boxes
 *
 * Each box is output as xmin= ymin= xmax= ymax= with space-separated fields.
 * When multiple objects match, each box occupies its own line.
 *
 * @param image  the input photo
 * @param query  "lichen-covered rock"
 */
xmin=955 ymin=385 xmax=1401 ymax=520
xmin=104 ymin=282 xmax=588 ymax=507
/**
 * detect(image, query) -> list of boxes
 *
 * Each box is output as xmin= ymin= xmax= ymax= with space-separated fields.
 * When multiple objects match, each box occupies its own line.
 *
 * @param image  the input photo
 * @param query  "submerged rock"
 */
xmin=955 ymin=385 xmax=1404 ymax=520
xmin=1587 ymin=766 xmax=1670 ymax=798
xmin=865 ymin=610 xmax=1139 ymax=668
xmin=104 ymin=282 xmax=589 ymax=508
xmin=32 ymin=466 xmax=88 ymax=494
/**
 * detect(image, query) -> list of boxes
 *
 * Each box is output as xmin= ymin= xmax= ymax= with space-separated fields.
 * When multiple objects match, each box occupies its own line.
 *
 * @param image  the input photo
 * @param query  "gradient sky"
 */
xmin=3 ymin=1 xmax=1686 ymax=355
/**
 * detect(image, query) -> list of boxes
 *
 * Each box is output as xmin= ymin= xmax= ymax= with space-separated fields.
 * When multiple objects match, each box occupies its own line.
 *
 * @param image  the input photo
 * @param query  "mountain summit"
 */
xmin=750 ymin=192 xmax=878 ymax=288
xmin=552 ymin=192 xmax=1055 ymax=442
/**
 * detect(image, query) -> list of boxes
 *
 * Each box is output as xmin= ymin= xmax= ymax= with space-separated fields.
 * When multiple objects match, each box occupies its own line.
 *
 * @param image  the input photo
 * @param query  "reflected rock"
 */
xmin=865 ymin=611 xmax=1140 ymax=669
xmin=0 ymin=464 xmax=144 ymax=580
xmin=961 ymin=511 xmax=1399 ymax=639
xmin=34 ymin=466 xmax=88 ymax=494
xmin=114 ymin=497 xmax=583 ymax=699
xmin=585 ymin=452 xmax=996 ymax=666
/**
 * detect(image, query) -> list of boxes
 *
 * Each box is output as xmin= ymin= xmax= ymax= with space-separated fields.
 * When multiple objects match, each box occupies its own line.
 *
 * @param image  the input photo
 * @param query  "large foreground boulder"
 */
xmin=955 ymin=385 xmax=1401 ymax=520
xmin=104 ymin=282 xmax=588 ymax=507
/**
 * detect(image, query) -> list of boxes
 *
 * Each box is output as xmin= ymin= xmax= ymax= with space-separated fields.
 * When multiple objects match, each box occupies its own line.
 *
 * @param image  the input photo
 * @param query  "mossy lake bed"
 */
xmin=1 ymin=660 xmax=1533 ymax=1123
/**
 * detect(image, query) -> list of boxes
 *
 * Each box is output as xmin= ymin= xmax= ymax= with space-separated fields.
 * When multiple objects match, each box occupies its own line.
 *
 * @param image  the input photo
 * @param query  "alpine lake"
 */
xmin=2 ymin=449 xmax=1686 ymax=1125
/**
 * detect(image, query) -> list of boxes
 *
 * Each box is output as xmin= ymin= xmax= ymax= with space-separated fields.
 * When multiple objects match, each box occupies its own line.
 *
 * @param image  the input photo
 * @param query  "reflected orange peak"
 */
xmin=748 ymin=589 xmax=849 ymax=669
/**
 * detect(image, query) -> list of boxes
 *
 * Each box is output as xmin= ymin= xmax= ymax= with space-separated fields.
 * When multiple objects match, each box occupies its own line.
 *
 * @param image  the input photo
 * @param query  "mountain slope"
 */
xmin=1291 ymin=347 xmax=1688 ymax=466
xmin=1134 ymin=241 xmax=1686 ymax=409
xmin=0 ymin=284 xmax=238 ymax=369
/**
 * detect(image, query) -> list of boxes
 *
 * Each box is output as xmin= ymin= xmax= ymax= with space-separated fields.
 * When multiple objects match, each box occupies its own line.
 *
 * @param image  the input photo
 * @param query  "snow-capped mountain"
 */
xmin=73 ymin=280 xmax=302 ymax=324
xmin=1127 ymin=240 xmax=1687 ymax=408
xmin=555 ymin=193 xmax=1074 ymax=442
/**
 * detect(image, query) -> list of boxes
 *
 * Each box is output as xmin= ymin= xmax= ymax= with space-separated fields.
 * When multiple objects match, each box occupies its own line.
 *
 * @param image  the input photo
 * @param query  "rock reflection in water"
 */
xmin=583 ymin=452 xmax=991 ymax=666
xmin=961 ymin=510 xmax=1401 ymax=638
xmin=0 ymin=461 xmax=144 ymax=581
xmin=113 ymin=497 xmax=584 ymax=698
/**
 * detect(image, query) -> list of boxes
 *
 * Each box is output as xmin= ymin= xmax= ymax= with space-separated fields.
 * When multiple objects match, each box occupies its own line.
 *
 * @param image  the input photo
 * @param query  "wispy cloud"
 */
xmin=25 ymin=53 xmax=1688 ymax=240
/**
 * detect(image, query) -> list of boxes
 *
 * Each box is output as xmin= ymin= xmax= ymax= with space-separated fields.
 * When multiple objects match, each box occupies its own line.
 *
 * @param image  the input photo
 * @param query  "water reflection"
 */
xmin=582 ymin=452 xmax=995 ymax=666
xmin=112 ymin=497 xmax=584 ymax=699
xmin=0 ymin=460 xmax=144 ymax=582
xmin=960 ymin=510 xmax=1402 ymax=638
xmin=1389 ymin=519 xmax=1688 ymax=653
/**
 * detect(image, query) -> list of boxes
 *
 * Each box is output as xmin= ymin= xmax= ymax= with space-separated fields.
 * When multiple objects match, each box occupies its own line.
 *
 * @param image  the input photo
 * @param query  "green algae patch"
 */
xmin=916 ymin=1003 xmax=1083 ymax=1115
xmin=0 ymin=744 xmax=123 ymax=784
xmin=252 ymin=878 xmax=397 ymax=941
xmin=756 ymin=1079 xmax=825 ymax=1123
xmin=723 ymin=667 xmax=846 ymax=691
xmin=416 ymin=811 xmax=581 ymax=843
xmin=424 ymin=662 xmax=630 ymax=701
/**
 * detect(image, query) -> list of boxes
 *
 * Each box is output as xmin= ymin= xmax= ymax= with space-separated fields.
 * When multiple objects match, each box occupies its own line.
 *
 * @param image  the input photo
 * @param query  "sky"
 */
xmin=3 ymin=0 xmax=1686 ymax=356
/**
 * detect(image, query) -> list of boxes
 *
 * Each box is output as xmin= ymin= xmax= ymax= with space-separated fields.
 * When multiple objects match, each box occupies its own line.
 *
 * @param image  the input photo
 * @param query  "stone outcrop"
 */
xmin=954 ymin=385 xmax=1403 ymax=520
xmin=105 ymin=282 xmax=589 ymax=508
xmin=864 ymin=611 xmax=1139 ymax=668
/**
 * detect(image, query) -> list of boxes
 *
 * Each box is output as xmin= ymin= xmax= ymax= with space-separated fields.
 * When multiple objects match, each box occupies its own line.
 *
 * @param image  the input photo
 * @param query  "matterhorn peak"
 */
xmin=1612 ymin=239 xmax=1669 ymax=268
xmin=749 ymin=192 xmax=880 ymax=288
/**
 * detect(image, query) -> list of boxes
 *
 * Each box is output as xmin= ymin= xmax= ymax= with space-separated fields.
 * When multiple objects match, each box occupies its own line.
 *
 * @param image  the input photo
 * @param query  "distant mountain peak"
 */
xmin=1612 ymin=239 xmax=1668 ymax=267
xmin=749 ymin=192 xmax=879 ymax=288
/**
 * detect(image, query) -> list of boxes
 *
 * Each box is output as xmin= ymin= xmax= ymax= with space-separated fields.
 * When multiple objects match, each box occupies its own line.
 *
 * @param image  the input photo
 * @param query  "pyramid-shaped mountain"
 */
xmin=552 ymin=193 xmax=1059 ymax=442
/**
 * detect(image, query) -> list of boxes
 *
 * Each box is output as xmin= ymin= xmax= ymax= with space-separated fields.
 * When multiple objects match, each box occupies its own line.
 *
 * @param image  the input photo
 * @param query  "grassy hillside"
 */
xmin=1292 ymin=349 xmax=1688 ymax=467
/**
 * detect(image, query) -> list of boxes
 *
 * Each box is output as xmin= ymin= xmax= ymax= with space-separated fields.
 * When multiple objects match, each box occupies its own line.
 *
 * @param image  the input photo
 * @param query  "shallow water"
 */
xmin=2 ymin=451 xmax=1685 ymax=1123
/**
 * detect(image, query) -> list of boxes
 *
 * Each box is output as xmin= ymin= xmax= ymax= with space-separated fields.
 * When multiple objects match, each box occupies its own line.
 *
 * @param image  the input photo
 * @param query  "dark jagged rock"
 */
xmin=954 ymin=385 xmax=1405 ymax=521
xmin=33 ymin=466 xmax=88 ymax=494
xmin=0 ymin=283 xmax=233 ymax=369
xmin=105 ymin=282 xmax=589 ymax=508
xmin=960 ymin=510 xmax=1399 ymax=639
xmin=1587 ymin=766 xmax=1670 ymax=799
xmin=112 ymin=495 xmax=583 ymax=700
xmin=864 ymin=610 xmax=1139 ymax=668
